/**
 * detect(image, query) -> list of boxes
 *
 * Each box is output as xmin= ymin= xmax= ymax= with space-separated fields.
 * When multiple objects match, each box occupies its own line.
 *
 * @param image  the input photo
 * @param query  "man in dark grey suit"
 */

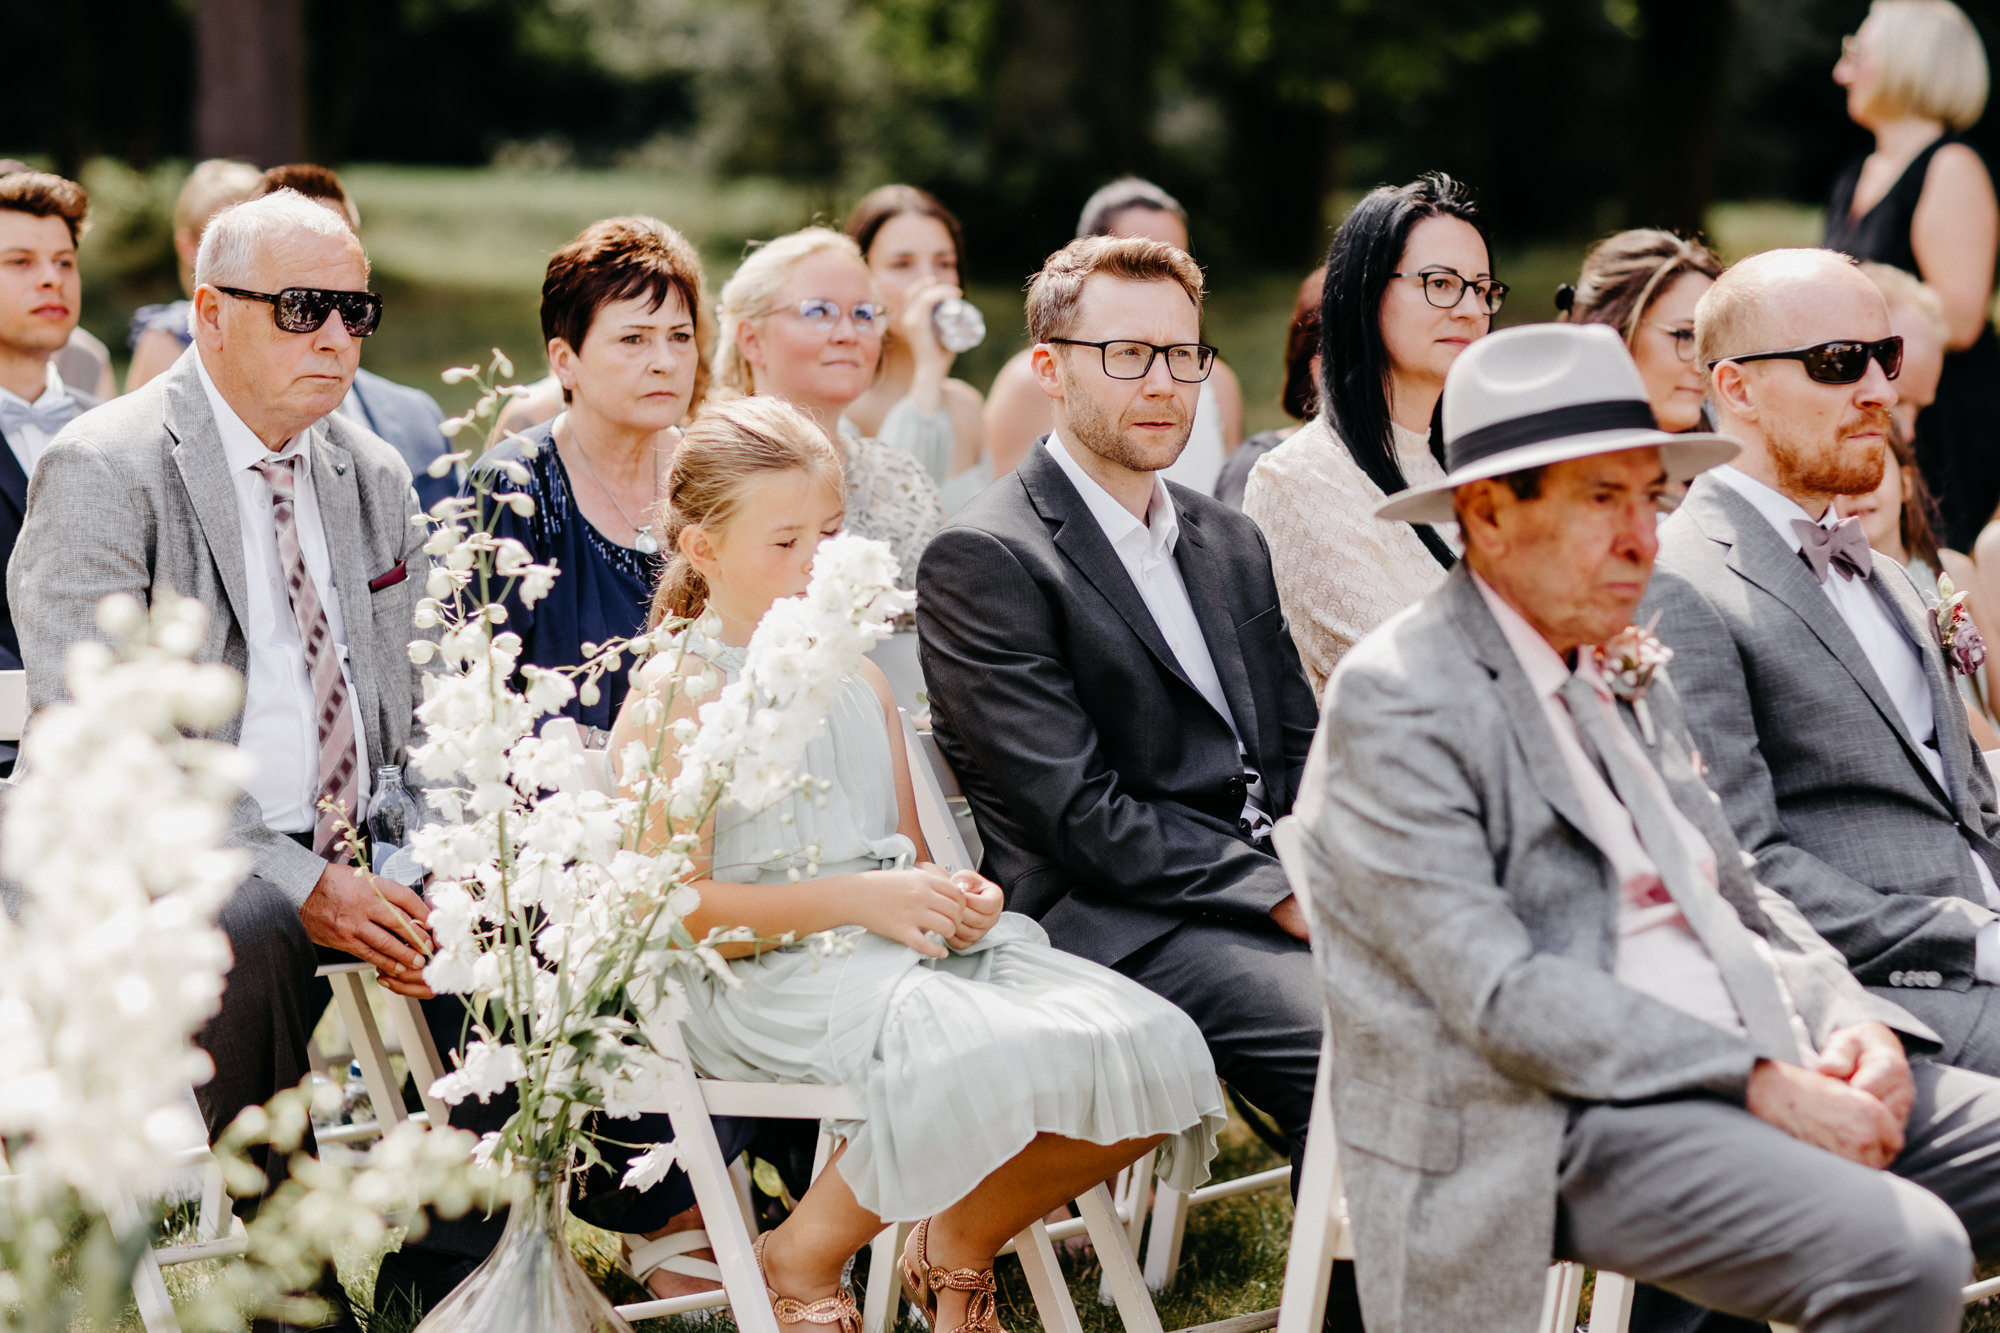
xmin=1298 ymin=320 xmax=2000 ymax=1333
xmin=915 ymin=234 xmax=1340 ymax=1315
xmin=1645 ymin=248 xmax=2000 ymax=1079
xmin=9 ymin=191 xmax=432 ymax=1288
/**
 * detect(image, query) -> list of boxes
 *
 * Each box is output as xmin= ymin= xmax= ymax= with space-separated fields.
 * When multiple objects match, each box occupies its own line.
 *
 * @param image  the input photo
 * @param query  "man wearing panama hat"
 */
xmin=1280 ymin=319 xmax=2000 ymax=1332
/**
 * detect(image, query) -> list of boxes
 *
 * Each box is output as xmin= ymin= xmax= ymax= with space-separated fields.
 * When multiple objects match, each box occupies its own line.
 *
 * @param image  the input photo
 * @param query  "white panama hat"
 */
xmin=1374 ymin=322 xmax=1739 ymax=525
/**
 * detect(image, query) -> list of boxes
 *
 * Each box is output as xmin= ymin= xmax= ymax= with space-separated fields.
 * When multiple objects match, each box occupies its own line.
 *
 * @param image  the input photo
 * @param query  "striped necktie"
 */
xmin=253 ymin=453 xmax=360 ymax=859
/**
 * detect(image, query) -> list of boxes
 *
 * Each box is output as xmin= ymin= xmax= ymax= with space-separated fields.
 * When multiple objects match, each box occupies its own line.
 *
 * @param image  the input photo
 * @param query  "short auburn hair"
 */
xmin=256 ymin=163 xmax=361 ymax=230
xmin=541 ymin=216 xmax=712 ymax=411
xmin=0 ymin=171 xmax=90 ymax=246
xmin=1024 ymin=235 xmax=1204 ymax=345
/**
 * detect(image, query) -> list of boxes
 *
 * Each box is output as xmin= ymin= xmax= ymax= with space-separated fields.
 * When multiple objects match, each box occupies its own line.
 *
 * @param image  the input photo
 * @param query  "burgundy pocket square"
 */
xmin=369 ymin=561 xmax=408 ymax=592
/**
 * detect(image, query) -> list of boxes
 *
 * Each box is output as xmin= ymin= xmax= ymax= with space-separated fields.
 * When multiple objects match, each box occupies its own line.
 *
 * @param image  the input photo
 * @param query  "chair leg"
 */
xmin=1013 ymin=1217 xmax=1086 ymax=1333
xmin=863 ymin=1223 xmax=909 ymax=1333
xmin=1587 ymin=1270 xmax=1636 ymax=1333
xmin=384 ymin=992 xmax=450 ymax=1125
xmin=327 ymin=970 xmax=405 ymax=1131
xmin=1540 ymin=1263 xmax=1586 ymax=1333
xmin=1139 ymin=1183 xmax=1188 ymax=1292
xmin=1276 ymin=1039 xmax=1342 ymax=1333
xmin=113 ymin=1188 xmax=181 ymax=1333
xmin=1079 ymin=1183 xmax=1166 ymax=1333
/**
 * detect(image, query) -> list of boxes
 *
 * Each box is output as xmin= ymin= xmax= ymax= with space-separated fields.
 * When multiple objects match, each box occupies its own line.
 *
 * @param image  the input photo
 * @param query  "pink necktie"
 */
xmin=254 ymin=454 xmax=360 ymax=859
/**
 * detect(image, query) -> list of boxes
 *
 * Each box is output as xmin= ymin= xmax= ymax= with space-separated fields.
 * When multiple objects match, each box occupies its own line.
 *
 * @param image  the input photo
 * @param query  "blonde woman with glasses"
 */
xmin=1826 ymin=0 xmax=2000 ymax=549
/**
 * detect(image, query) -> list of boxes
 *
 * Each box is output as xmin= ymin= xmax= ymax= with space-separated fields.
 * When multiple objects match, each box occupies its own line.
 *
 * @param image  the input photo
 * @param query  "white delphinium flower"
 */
xmin=0 ymin=592 xmax=247 ymax=1212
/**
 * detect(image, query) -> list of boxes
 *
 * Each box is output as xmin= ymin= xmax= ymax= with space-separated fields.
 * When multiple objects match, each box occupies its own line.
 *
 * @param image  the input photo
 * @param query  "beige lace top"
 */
xmin=1242 ymin=413 xmax=1453 ymax=700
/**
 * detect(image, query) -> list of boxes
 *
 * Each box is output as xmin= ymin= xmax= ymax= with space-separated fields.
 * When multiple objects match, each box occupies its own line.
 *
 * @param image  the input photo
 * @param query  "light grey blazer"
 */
xmin=1292 ymin=565 xmax=1927 ymax=1333
xmin=6 ymin=349 xmax=431 ymax=906
xmin=1645 ymin=473 xmax=2000 ymax=1054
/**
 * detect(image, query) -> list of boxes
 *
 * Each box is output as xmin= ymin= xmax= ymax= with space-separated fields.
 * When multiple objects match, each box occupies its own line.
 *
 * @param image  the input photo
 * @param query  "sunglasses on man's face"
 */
xmin=1708 ymin=335 xmax=1902 ymax=385
xmin=216 ymin=285 xmax=384 ymax=337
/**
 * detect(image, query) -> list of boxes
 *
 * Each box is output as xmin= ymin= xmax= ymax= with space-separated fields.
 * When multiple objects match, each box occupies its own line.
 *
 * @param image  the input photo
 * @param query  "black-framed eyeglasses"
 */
xmin=1389 ymin=268 xmax=1509 ymax=315
xmin=1045 ymin=338 xmax=1217 ymax=383
xmin=215 ymin=285 xmax=383 ymax=337
xmin=1708 ymin=336 xmax=1902 ymax=385
xmin=1646 ymin=321 xmax=1698 ymax=363
xmin=787 ymin=298 xmax=887 ymax=335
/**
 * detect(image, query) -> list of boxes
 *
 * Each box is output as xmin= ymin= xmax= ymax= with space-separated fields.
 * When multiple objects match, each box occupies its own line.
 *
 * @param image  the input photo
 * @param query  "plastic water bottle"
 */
xmin=930 ymin=297 xmax=986 ymax=354
xmin=366 ymin=765 xmax=425 ymax=886
xmin=341 ymin=1060 xmax=372 ymax=1126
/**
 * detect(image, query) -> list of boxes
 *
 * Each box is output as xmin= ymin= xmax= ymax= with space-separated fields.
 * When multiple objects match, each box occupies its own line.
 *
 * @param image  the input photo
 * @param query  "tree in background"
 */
xmin=194 ymin=0 xmax=307 ymax=164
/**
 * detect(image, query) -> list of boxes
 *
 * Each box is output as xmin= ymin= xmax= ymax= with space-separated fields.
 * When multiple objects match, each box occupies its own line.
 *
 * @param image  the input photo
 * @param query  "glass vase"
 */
xmin=413 ymin=1156 xmax=632 ymax=1333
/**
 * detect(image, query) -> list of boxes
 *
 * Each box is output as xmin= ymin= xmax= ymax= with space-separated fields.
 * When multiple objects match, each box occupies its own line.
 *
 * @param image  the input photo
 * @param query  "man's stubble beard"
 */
xmin=1767 ymin=405 xmax=1892 ymax=498
xmin=1059 ymin=367 xmax=1192 ymax=473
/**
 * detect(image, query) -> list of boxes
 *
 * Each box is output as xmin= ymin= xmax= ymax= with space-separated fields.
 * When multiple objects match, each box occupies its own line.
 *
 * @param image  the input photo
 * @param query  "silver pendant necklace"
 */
xmin=560 ymin=414 xmax=660 ymax=555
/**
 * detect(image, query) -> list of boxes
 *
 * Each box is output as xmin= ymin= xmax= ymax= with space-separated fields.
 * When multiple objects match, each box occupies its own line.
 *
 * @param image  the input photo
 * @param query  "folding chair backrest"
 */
xmin=899 ymin=708 xmax=973 ymax=873
xmin=0 ymin=670 xmax=26 ymax=744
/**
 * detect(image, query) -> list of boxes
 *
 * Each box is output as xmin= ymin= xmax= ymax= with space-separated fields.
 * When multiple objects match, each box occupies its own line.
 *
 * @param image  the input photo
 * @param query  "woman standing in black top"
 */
xmin=1823 ymin=0 xmax=1999 ymax=547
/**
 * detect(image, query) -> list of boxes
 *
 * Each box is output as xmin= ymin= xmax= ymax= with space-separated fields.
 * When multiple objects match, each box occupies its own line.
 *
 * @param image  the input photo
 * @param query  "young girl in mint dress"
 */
xmin=609 ymin=395 xmax=1225 ymax=1333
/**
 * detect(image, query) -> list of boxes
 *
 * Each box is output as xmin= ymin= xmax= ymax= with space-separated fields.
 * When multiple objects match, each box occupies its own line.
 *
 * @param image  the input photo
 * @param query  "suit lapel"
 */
xmin=312 ymin=423 xmax=384 ymax=768
xmin=162 ymin=361 xmax=254 ymax=637
xmin=1172 ymin=499 xmax=1259 ymax=745
xmin=1021 ymin=444 xmax=1208 ymax=704
xmin=1874 ymin=562 xmax=1982 ymax=825
xmin=1445 ymin=570 xmax=1605 ymax=858
xmin=0 ymin=434 xmax=28 ymax=517
xmin=1690 ymin=477 xmax=1946 ymax=799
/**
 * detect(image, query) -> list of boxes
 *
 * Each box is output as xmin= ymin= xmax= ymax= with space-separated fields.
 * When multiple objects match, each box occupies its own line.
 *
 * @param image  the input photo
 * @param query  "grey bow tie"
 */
xmin=1791 ymin=516 xmax=1873 ymax=584
xmin=0 ymin=394 xmax=77 ymax=441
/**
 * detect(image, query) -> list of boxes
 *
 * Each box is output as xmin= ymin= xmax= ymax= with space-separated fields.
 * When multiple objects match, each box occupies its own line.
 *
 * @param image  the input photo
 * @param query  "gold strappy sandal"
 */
xmin=754 ymin=1233 xmax=862 ymax=1333
xmin=899 ymin=1218 xmax=1003 ymax=1333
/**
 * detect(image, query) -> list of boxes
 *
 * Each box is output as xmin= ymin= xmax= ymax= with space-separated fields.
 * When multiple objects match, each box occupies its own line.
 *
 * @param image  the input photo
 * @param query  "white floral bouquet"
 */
xmin=404 ymin=354 xmax=912 ymax=1185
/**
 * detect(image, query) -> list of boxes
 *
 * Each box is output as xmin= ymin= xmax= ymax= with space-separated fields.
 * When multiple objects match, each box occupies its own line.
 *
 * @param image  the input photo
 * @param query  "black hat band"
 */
xmin=1448 ymin=399 xmax=1661 ymax=472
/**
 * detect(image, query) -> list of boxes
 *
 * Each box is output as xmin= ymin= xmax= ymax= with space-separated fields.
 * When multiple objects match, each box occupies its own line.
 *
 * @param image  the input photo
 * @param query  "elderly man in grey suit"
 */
xmin=1290 ymin=321 xmax=2000 ymax=1333
xmin=1643 ymin=249 xmax=2000 ymax=1081
xmin=8 ymin=189 xmax=434 ymax=1208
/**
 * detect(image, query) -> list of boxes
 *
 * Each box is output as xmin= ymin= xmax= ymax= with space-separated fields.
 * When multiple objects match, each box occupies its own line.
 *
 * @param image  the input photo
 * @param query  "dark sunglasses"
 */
xmin=1708 ymin=335 xmax=1901 ymax=385
xmin=216 ymin=285 xmax=384 ymax=337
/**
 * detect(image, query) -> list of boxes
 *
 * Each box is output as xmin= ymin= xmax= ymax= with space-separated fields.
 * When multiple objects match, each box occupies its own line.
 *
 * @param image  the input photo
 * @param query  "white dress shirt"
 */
xmin=1712 ymin=465 xmax=2000 ymax=979
xmin=1476 ymin=575 xmax=1814 ymax=1055
xmin=0 ymin=362 xmax=75 ymax=478
xmin=194 ymin=352 xmax=370 ymax=835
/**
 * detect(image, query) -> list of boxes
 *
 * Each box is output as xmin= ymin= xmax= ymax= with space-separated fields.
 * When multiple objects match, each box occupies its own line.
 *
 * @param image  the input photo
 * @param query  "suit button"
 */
xmin=1891 ymin=971 xmax=1907 ymax=986
xmin=1226 ymin=777 xmax=1246 ymax=799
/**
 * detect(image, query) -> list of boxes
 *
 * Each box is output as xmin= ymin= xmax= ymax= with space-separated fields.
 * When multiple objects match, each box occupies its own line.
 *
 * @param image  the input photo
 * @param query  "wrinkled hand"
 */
xmin=940 ymin=867 xmax=1004 ymax=950
xmin=300 ymin=863 xmax=435 ymax=999
xmin=1747 ymin=1057 xmax=1904 ymax=1169
xmin=1815 ymin=1022 xmax=1915 ymax=1128
xmin=1270 ymin=894 xmax=1311 ymax=942
xmin=900 ymin=282 xmax=963 ymax=375
xmin=856 ymin=865 xmax=967 ymax=958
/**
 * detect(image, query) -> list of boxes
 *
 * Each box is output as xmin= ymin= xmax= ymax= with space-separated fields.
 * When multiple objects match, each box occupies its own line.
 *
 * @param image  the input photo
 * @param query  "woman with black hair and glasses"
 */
xmin=1559 ymin=229 xmax=1724 ymax=435
xmin=1242 ymin=172 xmax=1501 ymax=699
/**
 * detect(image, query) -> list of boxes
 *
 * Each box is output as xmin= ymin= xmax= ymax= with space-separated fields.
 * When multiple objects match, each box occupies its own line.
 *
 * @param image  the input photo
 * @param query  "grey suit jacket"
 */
xmin=7 ymin=349 xmax=431 ymax=906
xmin=1292 ymin=565 xmax=1925 ymax=1333
xmin=1645 ymin=472 xmax=2000 ymax=1054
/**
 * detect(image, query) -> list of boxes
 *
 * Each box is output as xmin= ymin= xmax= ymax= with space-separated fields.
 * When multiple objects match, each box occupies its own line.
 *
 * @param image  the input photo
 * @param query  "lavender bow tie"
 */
xmin=1791 ymin=516 xmax=1874 ymax=584
xmin=0 ymin=394 xmax=76 ymax=441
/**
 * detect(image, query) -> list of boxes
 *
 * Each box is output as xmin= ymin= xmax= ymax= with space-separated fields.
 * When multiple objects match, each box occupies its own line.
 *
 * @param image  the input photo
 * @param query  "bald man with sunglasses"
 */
xmin=1643 ymin=247 xmax=2000 ymax=1091
xmin=8 ymin=190 xmax=430 ymax=1251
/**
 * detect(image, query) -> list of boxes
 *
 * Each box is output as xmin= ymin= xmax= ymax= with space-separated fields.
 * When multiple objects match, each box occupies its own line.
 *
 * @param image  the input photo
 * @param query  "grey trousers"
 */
xmin=1565 ymin=1060 xmax=2000 ymax=1333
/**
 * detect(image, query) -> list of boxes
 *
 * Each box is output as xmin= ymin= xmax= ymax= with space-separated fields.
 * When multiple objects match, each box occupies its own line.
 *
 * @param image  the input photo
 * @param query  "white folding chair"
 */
xmin=0 ymin=667 xmax=26 ymax=744
xmin=313 ymin=963 xmax=451 ymax=1143
xmin=1266 ymin=817 xmax=1590 ymax=1333
xmin=867 ymin=629 xmax=928 ymax=721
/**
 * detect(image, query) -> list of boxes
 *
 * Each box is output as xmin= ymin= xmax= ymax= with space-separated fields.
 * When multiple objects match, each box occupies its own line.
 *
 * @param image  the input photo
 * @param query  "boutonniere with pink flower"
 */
xmin=1596 ymin=622 xmax=1674 ymax=745
xmin=1932 ymin=572 xmax=1988 ymax=678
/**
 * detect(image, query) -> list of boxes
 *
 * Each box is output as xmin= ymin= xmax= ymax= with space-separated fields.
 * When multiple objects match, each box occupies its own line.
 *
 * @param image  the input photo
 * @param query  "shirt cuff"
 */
xmin=1977 ymin=920 xmax=2000 ymax=985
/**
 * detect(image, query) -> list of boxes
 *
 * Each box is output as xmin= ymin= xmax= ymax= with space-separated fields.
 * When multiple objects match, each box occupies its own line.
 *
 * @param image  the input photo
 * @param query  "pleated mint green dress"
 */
xmin=675 ymin=647 xmax=1227 ymax=1221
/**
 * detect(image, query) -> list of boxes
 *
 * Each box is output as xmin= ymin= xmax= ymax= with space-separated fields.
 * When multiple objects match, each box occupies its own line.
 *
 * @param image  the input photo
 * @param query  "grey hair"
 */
xmin=1076 ymin=176 xmax=1186 ymax=240
xmin=193 ymin=188 xmax=367 ymax=290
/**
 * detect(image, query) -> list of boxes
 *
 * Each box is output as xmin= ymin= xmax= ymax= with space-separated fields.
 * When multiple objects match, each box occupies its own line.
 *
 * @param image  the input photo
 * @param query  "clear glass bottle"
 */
xmin=366 ymin=764 xmax=425 ymax=885
xmin=931 ymin=296 xmax=986 ymax=353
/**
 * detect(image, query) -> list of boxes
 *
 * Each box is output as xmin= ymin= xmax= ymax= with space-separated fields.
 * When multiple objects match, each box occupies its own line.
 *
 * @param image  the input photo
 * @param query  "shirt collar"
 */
xmin=194 ymin=348 xmax=309 ymax=475
xmin=1044 ymin=432 xmax=1178 ymax=561
xmin=0 ymin=361 xmax=70 ymax=413
xmin=1471 ymin=571 xmax=1609 ymax=703
xmin=1711 ymin=464 xmax=1833 ymax=554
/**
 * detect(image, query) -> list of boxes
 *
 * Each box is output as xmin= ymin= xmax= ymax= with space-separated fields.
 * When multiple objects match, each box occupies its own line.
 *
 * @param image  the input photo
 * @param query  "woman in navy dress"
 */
xmin=1823 ymin=0 xmax=2000 ymax=548
xmin=468 ymin=216 xmax=712 ymax=738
